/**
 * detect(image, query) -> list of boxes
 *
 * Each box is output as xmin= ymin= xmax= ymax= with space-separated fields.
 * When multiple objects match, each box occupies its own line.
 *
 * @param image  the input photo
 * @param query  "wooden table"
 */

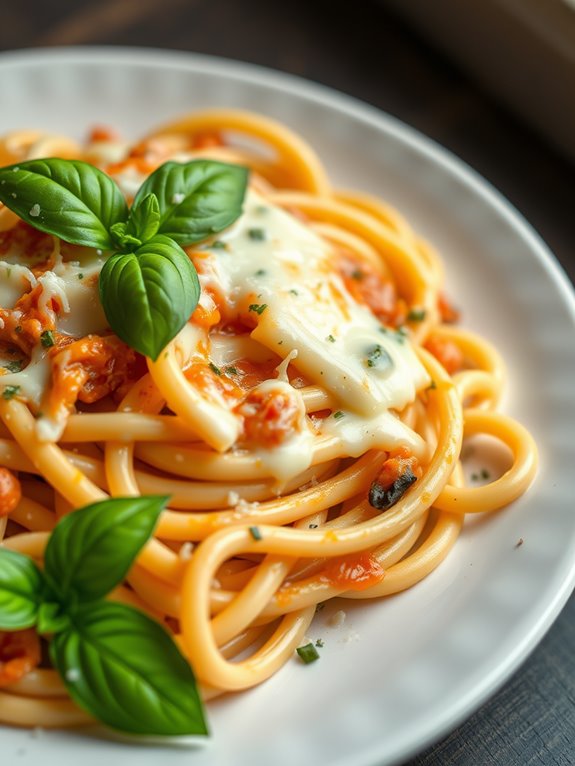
xmin=1 ymin=0 xmax=574 ymax=763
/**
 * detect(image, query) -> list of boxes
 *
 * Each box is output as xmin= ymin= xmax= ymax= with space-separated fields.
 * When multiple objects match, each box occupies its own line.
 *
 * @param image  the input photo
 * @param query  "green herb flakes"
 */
xmin=248 ymin=227 xmax=266 ymax=242
xmin=296 ymin=643 xmax=320 ymax=664
xmin=40 ymin=329 xmax=55 ymax=348
xmin=248 ymin=303 xmax=268 ymax=315
xmin=2 ymin=385 xmax=20 ymax=400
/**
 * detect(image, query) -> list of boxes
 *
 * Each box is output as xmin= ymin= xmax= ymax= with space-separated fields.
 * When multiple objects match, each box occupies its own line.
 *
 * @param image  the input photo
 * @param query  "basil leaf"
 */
xmin=51 ymin=602 xmax=208 ymax=736
xmin=44 ymin=496 xmax=168 ymax=604
xmin=37 ymin=601 xmax=72 ymax=635
xmin=0 ymin=548 xmax=44 ymax=629
xmin=110 ymin=222 xmax=141 ymax=250
xmin=133 ymin=160 xmax=248 ymax=245
xmin=0 ymin=159 xmax=128 ymax=249
xmin=98 ymin=235 xmax=200 ymax=360
xmin=126 ymin=192 xmax=160 ymax=243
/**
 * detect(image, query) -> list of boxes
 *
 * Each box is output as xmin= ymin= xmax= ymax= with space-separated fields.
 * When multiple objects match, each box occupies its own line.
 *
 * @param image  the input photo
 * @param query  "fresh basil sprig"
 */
xmin=0 ymin=157 xmax=248 ymax=360
xmin=0 ymin=496 xmax=208 ymax=737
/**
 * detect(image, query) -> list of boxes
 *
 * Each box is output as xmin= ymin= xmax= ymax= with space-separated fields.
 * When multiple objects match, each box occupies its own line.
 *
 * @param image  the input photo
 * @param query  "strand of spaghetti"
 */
xmin=149 ymin=109 xmax=330 ymax=195
xmin=134 ymin=436 xmax=360 ymax=481
xmin=335 ymin=189 xmax=416 ymax=242
xmin=0 ymin=438 xmax=106 ymax=490
xmin=62 ymin=413 xmax=197 ymax=443
xmin=0 ymin=690 xmax=90 ymax=728
xmin=434 ymin=410 xmax=538 ymax=513
xmin=310 ymin=222 xmax=391 ymax=275
xmin=147 ymin=328 xmax=240 ymax=452
xmin=454 ymin=370 xmax=502 ymax=411
xmin=268 ymin=192 xmax=432 ymax=308
xmin=0 ymin=399 xmax=105 ymax=507
xmin=3 ymin=669 xmax=66 ymax=698
xmin=210 ymin=555 xmax=297 ymax=646
xmin=346 ymin=511 xmax=463 ymax=598
xmin=430 ymin=326 xmax=506 ymax=388
xmin=156 ymin=450 xmax=385 ymax=541
xmin=251 ymin=514 xmax=429 ymax=617
xmin=10 ymin=497 xmax=57 ymax=532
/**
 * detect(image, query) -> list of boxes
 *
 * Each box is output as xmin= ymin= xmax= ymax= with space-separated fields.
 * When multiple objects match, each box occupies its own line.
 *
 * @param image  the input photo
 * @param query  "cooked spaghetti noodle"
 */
xmin=0 ymin=110 xmax=537 ymax=726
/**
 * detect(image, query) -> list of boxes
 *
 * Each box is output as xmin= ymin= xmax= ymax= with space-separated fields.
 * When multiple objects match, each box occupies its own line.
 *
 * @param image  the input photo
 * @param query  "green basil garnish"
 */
xmin=98 ymin=236 xmax=200 ymax=360
xmin=133 ymin=159 xmax=248 ymax=245
xmin=51 ymin=601 xmax=207 ymax=736
xmin=0 ymin=159 xmax=128 ymax=249
xmin=0 ymin=548 xmax=44 ymax=629
xmin=0 ymin=157 xmax=248 ymax=361
xmin=43 ymin=495 xmax=168 ymax=603
xmin=0 ymin=495 xmax=208 ymax=737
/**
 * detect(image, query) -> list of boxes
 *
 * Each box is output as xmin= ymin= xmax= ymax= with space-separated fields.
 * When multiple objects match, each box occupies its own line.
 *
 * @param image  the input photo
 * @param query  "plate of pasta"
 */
xmin=0 ymin=48 xmax=574 ymax=766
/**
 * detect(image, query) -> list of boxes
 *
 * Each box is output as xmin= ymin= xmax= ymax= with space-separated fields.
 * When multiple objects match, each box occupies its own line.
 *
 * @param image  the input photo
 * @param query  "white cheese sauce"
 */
xmin=196 ymin=191 xmax=429 ymax=470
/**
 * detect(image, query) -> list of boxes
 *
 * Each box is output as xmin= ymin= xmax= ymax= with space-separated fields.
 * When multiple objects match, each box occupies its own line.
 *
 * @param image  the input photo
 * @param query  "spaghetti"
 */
xmin=0 ymin=110 xmax=537 ymax=727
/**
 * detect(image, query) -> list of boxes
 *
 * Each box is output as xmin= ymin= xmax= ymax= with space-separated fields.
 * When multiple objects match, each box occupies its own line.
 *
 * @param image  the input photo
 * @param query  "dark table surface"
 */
xmin=1 ymin=1 xmax=574 ymax=764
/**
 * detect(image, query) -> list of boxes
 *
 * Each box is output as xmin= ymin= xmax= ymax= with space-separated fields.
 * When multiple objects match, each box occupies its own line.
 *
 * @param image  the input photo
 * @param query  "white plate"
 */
xmin=1 ymin=48 xmax=574 ymax=766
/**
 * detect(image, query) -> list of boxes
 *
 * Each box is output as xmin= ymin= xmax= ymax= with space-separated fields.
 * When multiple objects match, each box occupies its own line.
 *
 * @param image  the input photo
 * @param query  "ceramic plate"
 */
xmin=1 ymin=48 xmax=574 ymax=766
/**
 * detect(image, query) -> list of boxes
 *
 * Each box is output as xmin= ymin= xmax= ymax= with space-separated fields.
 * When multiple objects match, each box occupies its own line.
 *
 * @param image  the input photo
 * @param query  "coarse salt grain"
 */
xmin=179 ymin=542 xmax=194 ymax=561
xmin=29 ymin=204 xmax=41 ymax=217
xmin=171 ymin=192 xmax=185 ymax=204
xmin=328 ymin=610 xmax=346 ymax=627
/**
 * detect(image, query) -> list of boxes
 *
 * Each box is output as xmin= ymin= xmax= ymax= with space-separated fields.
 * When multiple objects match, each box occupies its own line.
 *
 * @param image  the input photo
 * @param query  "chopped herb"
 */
xmin=248 ymin=303 xmax=268 ymax=315
xmin=225 ymin=366 xmax=238 ymax=376
xmin=77 ymin=272 xmax=84 ymax=280
xmin=248 ymin=227 xmax=266 ymax=242
xmin=315 ymin=639 xmax=324 ymax=648
xmin=249 ymin=526 xmax=262 ymax=541
xmin=315 ymin=603 xmax=325 ymax=612
xmin=254 ymin=268 xmax=267 ymax=276
xmin=308 ymin=523 xmax=318 ymax=529
xmin=296 ymin=643 xmax=320 ymax=664
xmin=480 ymin=468 xmax=490 ymax=480
xmin=289 ymin=289 xmax=299 ymax=296
xmin=2 ymin=385 xmax=20 ymax=400
xmin=255 ymin=205 xmax=269 ymax=214
xmin=369 ymin=466 xmax=417 ymax=511
xmin=211 ymin=240 xmax=227 ymax=250
xmin=278 ymin=340 xmax=283 ymax=345
xmin=209 ymin=362 xmax=222 ymax=376
xmin=333 ymin=411 xmax=345 ymax=420
xmin=40 ymin=329 xmax=55 ymax=348
xmin=351 ymin=269 xmax=364 ymax=281
xmin=426 ymin=379 xmax=437 ymax=391
xmin=515 ymin=538 xmax=524 ymax=548
xmin=4 ymin=360 xmax=23 ymax=373
xmin=326 ymin=334 xmax=336 ymax=343
xmin=14 ymin=325 xmax=23 ymax=334
xmin=471 ymin=473 xmax=479 ymax=482
xmin=407 ymin=308 xmax=426 ymax=322
xmin=365 ymin=344 xmax=393 ymax=370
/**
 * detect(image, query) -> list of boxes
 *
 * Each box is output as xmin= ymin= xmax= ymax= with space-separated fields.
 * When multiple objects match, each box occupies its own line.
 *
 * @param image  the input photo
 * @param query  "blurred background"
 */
xmin=1 ymin=1 xmax=574 ymax=763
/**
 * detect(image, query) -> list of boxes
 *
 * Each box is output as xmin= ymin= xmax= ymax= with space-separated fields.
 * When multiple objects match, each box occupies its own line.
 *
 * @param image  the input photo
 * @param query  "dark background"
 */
xmin=1 ymin=1 xmax=574 ymax=763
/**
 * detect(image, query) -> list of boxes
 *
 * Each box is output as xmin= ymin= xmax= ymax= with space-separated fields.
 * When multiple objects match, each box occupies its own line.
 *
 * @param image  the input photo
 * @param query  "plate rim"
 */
xmin=0 ymin=45 xmax=574 ymax=766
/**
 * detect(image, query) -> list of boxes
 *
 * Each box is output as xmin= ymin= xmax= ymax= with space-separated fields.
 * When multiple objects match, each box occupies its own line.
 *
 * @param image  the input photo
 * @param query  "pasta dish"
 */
xmin=0 ymin=110 xmax=537 ymax=732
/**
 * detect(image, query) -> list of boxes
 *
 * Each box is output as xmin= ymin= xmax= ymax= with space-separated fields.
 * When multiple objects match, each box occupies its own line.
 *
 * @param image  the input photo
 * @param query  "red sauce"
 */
xmin=0 ymin=629 xmax=40 ymax=687
xmin=323 ymin=552 xmax=385 ymax=591
xmin=0 ymin=467 xmax=21 ymax=516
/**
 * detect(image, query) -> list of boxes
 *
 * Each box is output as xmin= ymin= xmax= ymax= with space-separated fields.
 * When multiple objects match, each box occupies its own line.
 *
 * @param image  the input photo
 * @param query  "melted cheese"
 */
xmin=0 ymin=262 xmax=36 ymax=309
xmin=200 ymin=192 xmax=429 ymax=416
xmin=196 ymin=192 xmax=429 ymax=471
xmin=0 ymin=245 xmax=108 ymax=432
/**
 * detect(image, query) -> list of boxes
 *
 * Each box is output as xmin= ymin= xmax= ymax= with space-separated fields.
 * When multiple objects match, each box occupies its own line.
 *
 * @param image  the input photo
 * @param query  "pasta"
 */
xmin=0 ymin=110 xmax=537 ymax=728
